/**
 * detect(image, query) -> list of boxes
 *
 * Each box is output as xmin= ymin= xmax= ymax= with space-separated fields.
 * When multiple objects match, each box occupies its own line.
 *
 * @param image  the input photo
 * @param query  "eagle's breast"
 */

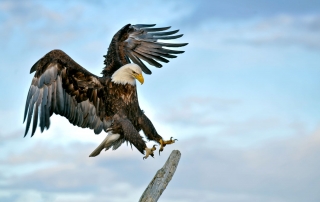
xmin=106 ymin=81 xmax=139 ymax=118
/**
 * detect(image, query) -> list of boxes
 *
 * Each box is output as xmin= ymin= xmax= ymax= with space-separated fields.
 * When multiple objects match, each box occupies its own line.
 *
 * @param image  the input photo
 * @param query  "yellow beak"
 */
xmin=134 ymin=73 xmax=144 ymax=85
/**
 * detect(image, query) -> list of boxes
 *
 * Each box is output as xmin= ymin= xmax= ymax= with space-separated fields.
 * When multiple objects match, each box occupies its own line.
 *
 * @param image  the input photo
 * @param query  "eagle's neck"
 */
xmin=111 ymin=68 xmax=136 ymax=86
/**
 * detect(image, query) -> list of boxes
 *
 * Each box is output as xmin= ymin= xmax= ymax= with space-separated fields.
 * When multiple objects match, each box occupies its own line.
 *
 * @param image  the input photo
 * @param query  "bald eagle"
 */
xmin=23 ymin=24 xmax=187 ymax=159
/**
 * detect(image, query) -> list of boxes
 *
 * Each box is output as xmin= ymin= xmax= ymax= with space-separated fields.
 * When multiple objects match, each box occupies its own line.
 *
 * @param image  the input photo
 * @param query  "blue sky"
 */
xmin=1 ymin=0 xmax=320 ymax=201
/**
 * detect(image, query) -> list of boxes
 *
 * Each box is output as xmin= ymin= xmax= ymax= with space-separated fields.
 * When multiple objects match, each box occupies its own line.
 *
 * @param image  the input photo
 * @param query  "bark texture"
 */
xmin=139 ymin=150 xmax=181 ymax=202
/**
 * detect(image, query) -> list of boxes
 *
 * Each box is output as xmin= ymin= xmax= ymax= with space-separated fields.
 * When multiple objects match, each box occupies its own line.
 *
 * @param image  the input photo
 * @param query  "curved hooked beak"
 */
xmin=134 ymin=73 xmax=144 ymax=85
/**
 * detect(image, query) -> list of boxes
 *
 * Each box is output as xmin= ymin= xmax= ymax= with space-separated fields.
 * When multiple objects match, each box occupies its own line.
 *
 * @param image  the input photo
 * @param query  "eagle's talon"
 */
xmin=158 ymin=137 xmax=178 ymax=155
xmin=159 ymin=147 xmax=164 ymax=155
xmin=143 ymin=145 xmax=156 ymax=160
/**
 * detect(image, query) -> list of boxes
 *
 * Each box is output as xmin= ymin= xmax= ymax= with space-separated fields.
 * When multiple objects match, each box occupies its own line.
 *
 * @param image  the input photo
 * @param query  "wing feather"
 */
xmin=151 ymin=29 xmax=179 ymax=36
xmin=134 ymin=49 xmax=169 ymax=63
xmin=32 ymin=88 xmax=43 ymax=137
xmin=131 ymin=51 xmax=162 ymax=68
xmin=125 ymin=50 xmax=152 ymax=74
xmin=135 ymin=46 xmax=177 ymax=58
xmin=24 ymin=86 xmax=40 ymax=136
xmin=24 ymin=85 xmax=36 ymax=122
xmin=24 ymin=50 xmax=109 ymax=137
xmin=132 ymin=24 xmax=156 ymax=28
xmin=51 ymin=80 xmax=57 ymax=114
xmin=45 ymin=84 xmax=52 ymax=129
xmin=40 ymin=85 xmax=48 ymax=132
xmin=103 ymin=24 xmax=187 ymax=76
xmin=55 ymin=75 xmax=65 ymax=114
xmin=122 ymin=24 xmax=188 ymax=74
xmin=140 ymin=26 xmax=171 ymax=32
xmin=64 ymin=92 xmax=71 ymax=118
xmin=153 ymin=34 xmax=183 ymax=40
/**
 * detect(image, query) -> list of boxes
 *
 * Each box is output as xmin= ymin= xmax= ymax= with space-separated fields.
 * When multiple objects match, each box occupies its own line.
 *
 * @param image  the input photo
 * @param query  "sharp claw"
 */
xmin=159 ymin=146 xmax=164 ymax=155
xmin=158 ymin=137 xmax=177 ymax=155
xmin=143 ymin=145 xmax=157 ymax=160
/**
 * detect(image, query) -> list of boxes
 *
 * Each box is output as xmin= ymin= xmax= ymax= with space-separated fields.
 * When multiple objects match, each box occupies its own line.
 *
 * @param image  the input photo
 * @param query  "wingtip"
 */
xmin=30 ymin=61 xmax=38 ymax=73
xmin=24 ymin=124 xmax=30 ymax=137
xmin=174 ymin=43 xmax=188 ymax=47
xmin=144 ymin=70 xmax=152 ymax=75
xmin=89 ymin=154 xmax=97 ymax=157
xmin=141 ymin=66 xmax=152 ymax=75
xmin=133 ymin=24 xmax=156 ymax=28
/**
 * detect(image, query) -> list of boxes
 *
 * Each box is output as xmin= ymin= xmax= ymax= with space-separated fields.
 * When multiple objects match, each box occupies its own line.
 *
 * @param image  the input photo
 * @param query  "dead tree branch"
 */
xmin=139 ymin=150 xmax=181 ymax=202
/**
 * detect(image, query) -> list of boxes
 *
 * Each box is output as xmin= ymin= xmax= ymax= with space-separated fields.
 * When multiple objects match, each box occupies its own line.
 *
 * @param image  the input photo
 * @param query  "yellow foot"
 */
xmin=143 ymin=145 xmax=157 ymax=160
xmin=159 ymin=137 xmax=178 ymax=155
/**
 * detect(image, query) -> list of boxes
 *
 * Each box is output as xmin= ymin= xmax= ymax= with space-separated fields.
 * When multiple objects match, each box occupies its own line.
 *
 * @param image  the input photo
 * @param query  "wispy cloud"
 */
xmin=182 ymin=14 xmax=320 ymax=51
xmin=174 ymin=0 xmax=320 ymax=26
xmin=154 ymin=95 xmax=316 ymax=149
xmin=1 ymin=127 xmax=320 ymax=201
xmin=156 ymin=96 xmax=241 ymax=130
xmin=233 ymin=15 xmax=320 ymax=50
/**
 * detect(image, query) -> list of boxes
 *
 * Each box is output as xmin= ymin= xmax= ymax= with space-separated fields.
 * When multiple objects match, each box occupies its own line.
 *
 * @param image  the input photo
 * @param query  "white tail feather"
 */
xmin=89 ymin=133 xmax=121 ymax=157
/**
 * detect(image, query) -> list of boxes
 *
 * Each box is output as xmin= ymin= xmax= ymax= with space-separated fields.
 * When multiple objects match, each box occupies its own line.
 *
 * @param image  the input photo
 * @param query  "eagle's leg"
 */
xmin=111 ymin=114 xmax=150 ymax=158
xmin=143 ymin=145 xmax=157 ymax=160
xmin=138 ymin=113 xmax=178 ymax=155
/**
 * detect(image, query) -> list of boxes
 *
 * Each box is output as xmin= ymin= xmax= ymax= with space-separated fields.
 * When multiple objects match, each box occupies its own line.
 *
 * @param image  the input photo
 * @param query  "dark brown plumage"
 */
xmin=23 ymin=24 xmax=187 ymax=157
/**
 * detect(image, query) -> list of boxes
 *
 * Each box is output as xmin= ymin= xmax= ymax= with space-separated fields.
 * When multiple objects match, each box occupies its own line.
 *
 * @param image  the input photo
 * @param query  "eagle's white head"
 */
xmin=111 ymin=64 xmax=144 ymax=86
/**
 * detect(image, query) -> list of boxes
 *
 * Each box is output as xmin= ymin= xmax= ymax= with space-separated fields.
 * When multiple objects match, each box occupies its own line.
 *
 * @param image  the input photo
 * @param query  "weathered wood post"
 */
xmin=139 ymin=150 xmax=181 ymax=202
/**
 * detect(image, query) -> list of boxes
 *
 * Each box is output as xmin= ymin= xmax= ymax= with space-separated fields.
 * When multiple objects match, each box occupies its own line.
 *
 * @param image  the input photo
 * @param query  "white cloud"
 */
xmin=1 ymin=126 xmax=320 ymax=202
xmin=153 ymin=95 xmax=308 ymax=147
xmin=221 ymin=14 xmax=320 ymax=50
xmin=242 ymin=15 xmax=320 ymax=49
xmin=182 ymin=14 xmax=320 ymax=51
xmin=156 ymin=96 xmax=240 ymax=126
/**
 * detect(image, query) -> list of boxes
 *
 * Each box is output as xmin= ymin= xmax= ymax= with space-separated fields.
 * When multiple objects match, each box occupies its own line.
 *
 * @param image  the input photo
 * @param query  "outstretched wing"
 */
xmin=24 ymin=50 xmax=110 ymax=137
xmin=103 ymin=24 xmax=188 ymax=76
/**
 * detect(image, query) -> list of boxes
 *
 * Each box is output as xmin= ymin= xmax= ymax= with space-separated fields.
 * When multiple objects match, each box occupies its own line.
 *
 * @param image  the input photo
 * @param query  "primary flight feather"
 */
xmin=23 ymin=24 xmax=187 ymax=159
